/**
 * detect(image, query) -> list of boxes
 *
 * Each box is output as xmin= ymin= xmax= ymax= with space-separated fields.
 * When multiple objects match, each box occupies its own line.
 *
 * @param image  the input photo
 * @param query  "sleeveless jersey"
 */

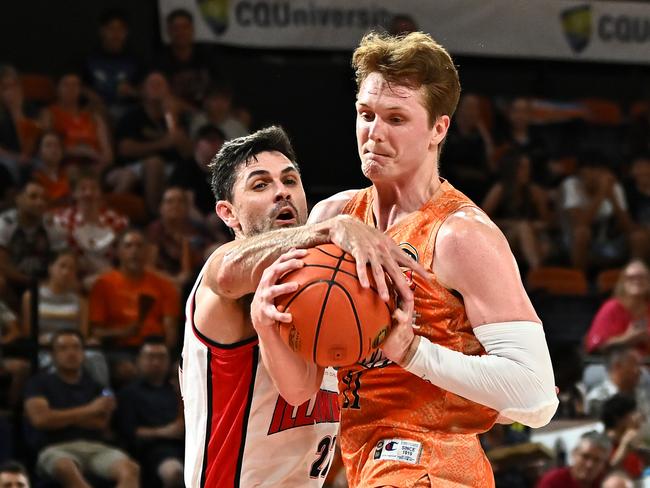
xmin=180 ymin=273 xmax=341 ymax=488
xmin=338 ymin=180 xmax=499 ymax=485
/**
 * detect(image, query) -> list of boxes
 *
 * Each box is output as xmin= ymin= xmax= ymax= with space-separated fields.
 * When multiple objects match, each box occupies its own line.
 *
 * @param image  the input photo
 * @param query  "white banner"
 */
xmin=158 ymin=0 xmax=650 ymax=64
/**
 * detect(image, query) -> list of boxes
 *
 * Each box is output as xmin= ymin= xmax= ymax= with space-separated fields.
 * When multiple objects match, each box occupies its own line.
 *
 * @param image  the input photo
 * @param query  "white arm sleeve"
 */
xmin=403 ymin=321 xmax=558 ymax=428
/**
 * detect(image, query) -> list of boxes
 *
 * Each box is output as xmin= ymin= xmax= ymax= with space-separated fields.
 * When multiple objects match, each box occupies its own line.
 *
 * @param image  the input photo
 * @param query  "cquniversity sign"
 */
xmin=158 ymin=0 xmax=650 ymax=64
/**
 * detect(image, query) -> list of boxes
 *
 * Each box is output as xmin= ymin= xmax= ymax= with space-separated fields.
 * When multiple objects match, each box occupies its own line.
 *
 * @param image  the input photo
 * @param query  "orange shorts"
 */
xmin=342 ymin=427 xmax=495 ymax=488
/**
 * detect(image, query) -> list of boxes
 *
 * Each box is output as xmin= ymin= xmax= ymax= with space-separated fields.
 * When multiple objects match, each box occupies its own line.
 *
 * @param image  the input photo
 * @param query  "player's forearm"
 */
xmin=257 ymin=327 xmax=323 ymax=406
xmin=208 ymin=221 xmax=332 ymax=299
xmin=402 ymin=321 xmax=558 ymax=428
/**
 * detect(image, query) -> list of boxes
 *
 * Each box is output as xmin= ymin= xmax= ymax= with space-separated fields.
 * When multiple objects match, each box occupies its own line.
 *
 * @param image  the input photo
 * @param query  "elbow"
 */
xmin=501 ymin=383 xmax=559 ymax=429
xmin=212 ymin=264 xmax=239 ymax=299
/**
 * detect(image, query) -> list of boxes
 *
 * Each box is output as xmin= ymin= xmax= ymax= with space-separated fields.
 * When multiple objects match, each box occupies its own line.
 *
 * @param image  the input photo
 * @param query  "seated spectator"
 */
xmin=189 ymin=85 xmax=250 ymax=141
xmin=31 ymin=131 xmax=70 ymax=206
xmin=89 ymin=230 xmax=180 ymax=382
xmin=602 ymin=469 xmax=634 ymax=488
xmin=559 ymin=150 xmax=635 ymax=270
xmin=40 ymin=72 xmax=113 ymax=175
xmin=0 ymin=460 xmax=30 ymax=488
xmin=439 ymin=92 xmax=496 ymax=202
xmin=155 ymin=9 xmax=219 ymax=108
xmin=585 ymin=346 xmax=648 ymax=421
xmin=21 ymin=250 xmax=108 ymax=386
xmin=109 ymin=71 xmax=192 ymax=214
xmin=625 ymin=154 xmax=650 ymax=262
xmin=585 ymin=259 xmax=650 ymax=354
xmin=23 ymin=329 xmax=140 ymax=487
xmin=495 ymin=97 xmax=551 ymax=187
xmin=83 ymin=9 xmax=141 ymax=120
xmin=550 ymin=343 xmax=586 ymax=419
xmin=0 ymin=181 xmax=65 ymax=301
xmin=602 ymin=394 xmax=647 ymax=480
xmin=536 ymin=430 xmax=610 ymax=488
xmin=481 ymin=150 xmax=552 ymax=270
xmin=0 ymin=65 xmax=41 ymax=186
xmin=52 ymin=170 xmax=128 ymax=288
xmin=117 ymin=337 xmax=183 ymax=488
xmin=172 ymin=124 xmax=223 ymax=219
xmin=147 ymin=187 xmax=211 ymax=290
xmin=0 ymin=289 xmax=30 ymax=410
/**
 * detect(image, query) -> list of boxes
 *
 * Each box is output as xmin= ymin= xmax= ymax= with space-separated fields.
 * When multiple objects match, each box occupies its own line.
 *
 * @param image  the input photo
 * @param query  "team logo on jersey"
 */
xmin=267 ymin=389 xmax=340 ymax=435
xmin=399 ymin=242 xmax=418 ymax=291
xmin=373 ymin=438 xmax=422 ymax=464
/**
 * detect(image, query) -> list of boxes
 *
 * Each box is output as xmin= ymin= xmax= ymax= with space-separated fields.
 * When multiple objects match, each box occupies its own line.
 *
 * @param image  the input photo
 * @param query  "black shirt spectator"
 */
xmin=117 ymin=337 xmax=183 ymax=487
xmin=24 ymin=369 xmax=104 ymax=448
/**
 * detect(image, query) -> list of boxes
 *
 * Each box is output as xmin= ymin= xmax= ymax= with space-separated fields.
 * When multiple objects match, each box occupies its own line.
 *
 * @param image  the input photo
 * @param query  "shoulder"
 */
xmin=93 ymin=270 xmax=120 ymax=288
xmin=148 ymin=270 xmax=179 ymax=294
xmin=434 ymin=206 xmax=514 ymax=291
xmin=308 ymin=189 xmax=361 ymax=224
xmin=598 ymin=298 xmax=626 ymax=314
xmin=436 ymin=207 xmax=504 ymax=261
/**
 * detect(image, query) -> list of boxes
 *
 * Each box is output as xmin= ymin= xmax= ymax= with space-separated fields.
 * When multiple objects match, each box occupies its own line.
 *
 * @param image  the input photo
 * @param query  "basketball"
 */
xmin=275 ymin=243 xmax=395 ymax=367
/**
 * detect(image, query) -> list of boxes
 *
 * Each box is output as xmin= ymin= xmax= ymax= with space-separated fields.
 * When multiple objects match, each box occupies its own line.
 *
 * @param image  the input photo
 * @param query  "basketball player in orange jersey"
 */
xmin=251 ymin=33 xmax=559 ymax=487
xmin=180 ymin=126 xmax=427 ymax=487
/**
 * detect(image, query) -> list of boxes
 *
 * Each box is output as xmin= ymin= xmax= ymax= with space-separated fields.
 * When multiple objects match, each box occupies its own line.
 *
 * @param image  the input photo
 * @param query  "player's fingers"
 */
xmin=392 ymin=249 xmax=433 ymax=281
xmin=268 ymin=282 xmax=299 ymax=299
xmin=354 ymin=253 xmax=370 ymax=289
xmin=276 ymin=248 xmax=308 ymax=264
xmin=369 ymin=258 xmax=389 ymax=302
xmin=270 ymin=258 xmax=304 ymax=281
xmin=274 ymin=310 xmax=293 ymax=323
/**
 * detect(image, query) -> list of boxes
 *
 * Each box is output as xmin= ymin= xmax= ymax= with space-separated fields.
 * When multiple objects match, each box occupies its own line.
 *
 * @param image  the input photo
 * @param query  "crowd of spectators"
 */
xmin=0 ymin=5 xmax=648 ymax=488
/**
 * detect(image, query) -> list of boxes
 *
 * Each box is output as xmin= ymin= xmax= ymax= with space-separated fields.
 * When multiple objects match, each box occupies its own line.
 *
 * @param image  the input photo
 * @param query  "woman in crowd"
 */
xmin=585 ymin=259 xmax=650 ymax=354
xmin=21 ymin=250 xmax=108 ymax=385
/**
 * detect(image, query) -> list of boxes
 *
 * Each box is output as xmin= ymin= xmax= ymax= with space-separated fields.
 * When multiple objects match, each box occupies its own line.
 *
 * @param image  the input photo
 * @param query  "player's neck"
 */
xmin=371 ymin=171 xmax=441 ymax=231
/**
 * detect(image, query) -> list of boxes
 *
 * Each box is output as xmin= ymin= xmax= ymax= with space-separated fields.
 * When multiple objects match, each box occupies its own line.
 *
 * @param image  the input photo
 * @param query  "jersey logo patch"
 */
xmin=267 ymin=389 xmax=340 ymax=435
xmin=373 ymin=438 xmax=422 ymax=464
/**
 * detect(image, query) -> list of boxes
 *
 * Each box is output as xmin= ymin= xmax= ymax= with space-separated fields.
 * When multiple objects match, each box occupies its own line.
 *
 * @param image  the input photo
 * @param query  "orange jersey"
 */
xmin=338 ymin=180 xmax=498 ymax=487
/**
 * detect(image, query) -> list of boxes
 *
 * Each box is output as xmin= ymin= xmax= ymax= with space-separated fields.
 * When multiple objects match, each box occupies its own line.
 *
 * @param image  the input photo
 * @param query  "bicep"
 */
xmin=434 ymin=210 xmax=539 ymax=326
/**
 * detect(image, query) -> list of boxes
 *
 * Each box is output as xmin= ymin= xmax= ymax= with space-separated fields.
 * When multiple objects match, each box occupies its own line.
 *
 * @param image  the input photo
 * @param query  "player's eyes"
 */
xmin=252 ymin=182 xmax=267 ymax=190
xmin=359 ymin=112 xmax=374 ymax=121
xmin=284 ymin=177 xmax=298 ymax=186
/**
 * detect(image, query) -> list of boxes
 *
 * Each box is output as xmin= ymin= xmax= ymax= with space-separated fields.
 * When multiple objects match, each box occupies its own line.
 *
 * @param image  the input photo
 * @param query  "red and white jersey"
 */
xmin=180 ymin=275 xmax=340 ymax=488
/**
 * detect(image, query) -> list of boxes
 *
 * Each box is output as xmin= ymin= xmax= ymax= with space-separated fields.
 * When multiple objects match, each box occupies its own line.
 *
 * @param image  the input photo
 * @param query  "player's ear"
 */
xmin=429 ymin=114 xmax=450 ymax=149
xmin=215 ymin=200 xmax=239 ymax=231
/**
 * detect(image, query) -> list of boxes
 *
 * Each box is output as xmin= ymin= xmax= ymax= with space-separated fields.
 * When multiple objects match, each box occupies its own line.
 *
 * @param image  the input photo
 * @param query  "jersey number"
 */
xmin=341 ymin=371 xmax=361 ymax=409
xmin=310 ymin=435 xmax=336 ymax=479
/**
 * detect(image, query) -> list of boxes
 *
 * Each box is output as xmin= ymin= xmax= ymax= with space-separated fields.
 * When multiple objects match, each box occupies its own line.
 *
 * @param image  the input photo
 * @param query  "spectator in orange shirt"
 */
xmin=89 ymin=229 xmax=180 ymax=380
xmin=0 ymin=65 xmax=41 ymax=186
xmin=31 ymin=131 xmax=70 ymax=206
xmin=40 ymin=72 xmax=113 ymax=176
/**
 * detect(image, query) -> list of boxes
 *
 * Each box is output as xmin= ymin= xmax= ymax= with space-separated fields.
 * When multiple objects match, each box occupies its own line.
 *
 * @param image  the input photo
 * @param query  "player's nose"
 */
xmin=368 ymin=117 xmax=386 ymax=141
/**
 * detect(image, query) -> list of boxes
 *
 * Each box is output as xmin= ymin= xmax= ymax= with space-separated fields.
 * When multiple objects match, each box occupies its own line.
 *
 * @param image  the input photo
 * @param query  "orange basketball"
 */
xmin=275 ymin=243 xmax=395 ymax=367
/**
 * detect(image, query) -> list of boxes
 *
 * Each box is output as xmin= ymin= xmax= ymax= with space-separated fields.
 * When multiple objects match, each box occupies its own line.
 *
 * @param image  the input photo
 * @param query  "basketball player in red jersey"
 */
xmin=251 ymin=33 xmax=559 ymax=487
xmin=180 ymin=126 xmax=426 ymax=487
